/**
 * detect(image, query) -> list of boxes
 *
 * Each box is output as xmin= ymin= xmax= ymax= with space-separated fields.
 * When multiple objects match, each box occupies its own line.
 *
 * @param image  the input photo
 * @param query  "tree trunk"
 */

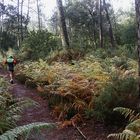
xmin=135 ymin=0 xmax=140 ymax=97
xmin=103 ymin=0 xmax=115 ymax=48
xmin=56 ymin=0 xmax=70 ymax=49
xmin=99 ymin=0 xmax=103 ymax=48
xmin=21 ymin=0 xmax=24 ymax=41
xmin=0 ymin=0 xmax=4 ymax=32
xmin=17 ymin=0 xmax=20 ymax=48
xmin=25 ymin=0 xmax=30 ymax=34
xmin=36 ymin=0 xmax=41 ymax=30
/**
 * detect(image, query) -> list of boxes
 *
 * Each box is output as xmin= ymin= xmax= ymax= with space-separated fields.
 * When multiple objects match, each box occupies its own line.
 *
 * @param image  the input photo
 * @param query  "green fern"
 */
xmin=126 ymin=119 xmax=140 ymax=133
xmin=0 ymin=122 xmax=55 ymax=140
xmin=108 ymin=129 xmax=140 ymax=140
xmin=114 ymin=107 xmax=140 ymax=122
xmin=7 ymin=98 xmax=38 ymax=115
xmin=108 ymin=107 xmax=140 ymax=140
xmin=0 ymin=95 xmax=38 ymax=133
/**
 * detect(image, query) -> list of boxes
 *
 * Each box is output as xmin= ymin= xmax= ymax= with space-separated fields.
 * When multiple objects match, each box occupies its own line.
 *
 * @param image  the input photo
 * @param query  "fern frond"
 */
xmin=8 ymin=98 xmax=38 ymax=116
xmin=64 ymin=92 xmax=77 ymax=100
xmin=0 ymin=121 xmax=13 ymax=132
xmin=113 ymin=107 xmax=140 ymax=122
xmin=72 ymin=99 xmax=86 ymax=111
xmin=126 ymin=119 xmax=140 ymax=133
xmin=107 ymin=129 xmax=137 ymax=140
xmin=108 ymin=133 xmax=128 ymax=140
xmin=0 ymin=95 xmax=7 ymax=106
xmin=0 ymin=122 xmax=55 ymax=140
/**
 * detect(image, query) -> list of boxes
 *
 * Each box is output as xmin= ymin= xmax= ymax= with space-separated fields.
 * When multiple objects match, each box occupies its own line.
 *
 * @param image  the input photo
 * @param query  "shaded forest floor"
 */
xmin=0 ymin=70 xmax=119 ymax=140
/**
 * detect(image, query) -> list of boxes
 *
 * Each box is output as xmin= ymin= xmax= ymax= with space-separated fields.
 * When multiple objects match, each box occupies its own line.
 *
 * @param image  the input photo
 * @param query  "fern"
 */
xmin=0 ymin=94 xmax=38 ymax=133
xmin=108 ymin=107 xmax=140 ymax=140
xmin=7 ymin=98 xmax=38 ymax=115
xmin=114 ymin=107 xmax=140 ymax=122
xmin=126 ymin=119 xmax=140 ymax=133
xmin=0 ymin=122 xmax=55 ymax=140
xmin=108 ymin=129 xmax=139 ymax=140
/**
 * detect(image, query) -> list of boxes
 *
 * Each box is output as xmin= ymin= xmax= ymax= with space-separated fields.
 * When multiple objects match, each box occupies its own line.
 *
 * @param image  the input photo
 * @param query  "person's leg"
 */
xmin=9 ymin=71 xmax=14 ymax=83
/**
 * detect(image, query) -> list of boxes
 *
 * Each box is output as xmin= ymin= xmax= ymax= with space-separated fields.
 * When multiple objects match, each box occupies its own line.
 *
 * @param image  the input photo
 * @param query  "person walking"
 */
xmin=4 ymin=55 xmax=17 ymax=84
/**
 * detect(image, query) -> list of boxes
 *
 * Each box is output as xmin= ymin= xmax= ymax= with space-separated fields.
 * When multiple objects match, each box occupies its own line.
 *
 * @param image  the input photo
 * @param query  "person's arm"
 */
xmin=13 ymin=59 xmax=17 ymax=65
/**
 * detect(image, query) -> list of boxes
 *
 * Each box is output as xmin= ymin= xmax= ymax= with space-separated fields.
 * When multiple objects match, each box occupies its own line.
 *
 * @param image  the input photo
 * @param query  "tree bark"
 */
xmin=25 ymin=0 xmax=30 ymax=34
xmin=21 ymin=0 xmax=24 ymax=41
xmin=17 ymin=0 xmax=20 ymax=48
xmin=103 ymin=0 xmax=115 ymax=48
xmin=36 ymin=0 xmax=41 ymax=30
xmin=1 ymin=0 xmax=4 ymax=32
xmin=135 ymin=0 xmax=140 ymax=97
xmin=99 ymin=0 xmax=103 ymax=48
xmin=56 ymin=0 xmax=70 ymax=49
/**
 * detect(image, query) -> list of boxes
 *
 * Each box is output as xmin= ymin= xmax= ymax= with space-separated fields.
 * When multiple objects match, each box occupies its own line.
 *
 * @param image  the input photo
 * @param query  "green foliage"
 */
xmin=111 ymin=56 xmax=128 ymax=70
xmin=94 ymin=75 xmax=138 ymax=124
xmin=84 ymin=108 xmax=94 ymax=119
xmin=108 ymin=107 xmax=140 ymax=140
xmin=115 ymin=18 xmax=136 ymax=46
xmin=0 ymin=122 xmax=55 ymax=140
xmin=115 ymin=46 xmax=137 ymax=59
xmin=0 ymin=2 xmax=29 ymax=52
xmin=0 ymin=94 xmax=37 ymax=134
xmin=0 ymin=31 xmax=17 ymax=51
xmin=20 ymin=30 xmax=59 ymax=60
xmin=15 ymin=48 xmax=138 ymax=125
xmin=108 ymin=130 xmax=140 ymax=140
xmin=113 ymin=107 xmax=140 ymax=123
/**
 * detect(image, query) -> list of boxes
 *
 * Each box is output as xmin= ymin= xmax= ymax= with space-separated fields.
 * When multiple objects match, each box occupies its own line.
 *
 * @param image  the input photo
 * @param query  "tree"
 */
xmin=36 ymin=0 xmax=41 ymax=30
xmin=25 ymin=0 xmax=30 ymax=32
xmin=60 ymin=0 xmax=99 ymax=48
xmin=17 ymin=0 xmax=20 ymax=48
xmin=99 ymin=0 xmax=103 ymax=48
xmin=0 ymin=2 xmax=28 ymax=51
xmin=135 ymin=0 xmax=140 ymax=96
xmin=21 ymin=0 xmax=24 ymax=41
xmin=103 ymin=0 xmax=115 ymax=47
xmin=56 ymin=0 xmax=70 ymax=49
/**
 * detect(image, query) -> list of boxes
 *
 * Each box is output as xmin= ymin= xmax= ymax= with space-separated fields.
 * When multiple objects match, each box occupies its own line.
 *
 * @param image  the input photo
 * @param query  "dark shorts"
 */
xmin=9 ymin=70 xmax=14 ymax=73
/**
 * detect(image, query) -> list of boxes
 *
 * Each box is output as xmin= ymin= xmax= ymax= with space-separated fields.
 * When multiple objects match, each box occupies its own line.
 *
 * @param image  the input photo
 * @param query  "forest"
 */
xmin=0 ymin=0 xmax=140 ymax=140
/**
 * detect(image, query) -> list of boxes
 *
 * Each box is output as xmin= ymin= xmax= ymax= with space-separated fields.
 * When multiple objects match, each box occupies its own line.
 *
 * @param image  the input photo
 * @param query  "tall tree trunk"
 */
xmin=21 ymin=0 xmax=24 ymax=41
xmin=17 ymin=0 xmax=20 ymax=48
xmin=99 ymin=0 xmax=103 ymax=48
xmin=36 ymin=0 xmax=41 ymax=30
xmin=103 ymin=0 xmax=115 ymax=48
xmin=0 ymin=0 xmax=6 ymax=58
xmin=56 ymin=0 xmax=70 ymax=49
xmin=0 ymin=6 xmax=2 ymax=33
xmin=1 ymin=0 xmax=4 ymax=32
xmin=135 ymin=0 xmax=140 ymax=97
xmin=25 ymin=0 xmax=30 ymax=34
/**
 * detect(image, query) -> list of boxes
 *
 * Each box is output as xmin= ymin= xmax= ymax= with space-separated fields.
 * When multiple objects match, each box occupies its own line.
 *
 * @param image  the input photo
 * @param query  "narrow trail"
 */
xmin=0 ymin=71 xmax=83 ymax=140
xmin=9 ymin=82 xmax=82 ymax=140
xmin=0 ymin=70 xmax=114 ymax=140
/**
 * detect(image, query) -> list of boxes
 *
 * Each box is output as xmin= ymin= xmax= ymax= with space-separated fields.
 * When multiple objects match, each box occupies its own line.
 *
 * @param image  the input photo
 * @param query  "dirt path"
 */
xmin=10 ymin=82 xmax=83 ymax=140
xmin=0 ymin=71 xmax=115 ymax=140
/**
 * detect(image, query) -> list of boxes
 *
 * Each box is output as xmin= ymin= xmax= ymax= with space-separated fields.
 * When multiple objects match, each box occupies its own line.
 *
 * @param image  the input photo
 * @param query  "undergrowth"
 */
xmin=15 ymin=49 xmax=138 ymax=127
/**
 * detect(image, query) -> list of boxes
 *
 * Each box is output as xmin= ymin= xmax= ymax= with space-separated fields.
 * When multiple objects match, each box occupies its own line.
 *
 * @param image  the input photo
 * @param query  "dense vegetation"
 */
xmin=0 ymin=0 xmax=140 ymax=139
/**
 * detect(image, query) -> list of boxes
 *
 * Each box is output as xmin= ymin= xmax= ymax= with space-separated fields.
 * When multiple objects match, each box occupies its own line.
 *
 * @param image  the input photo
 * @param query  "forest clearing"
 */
xmin=0 ymin=0 xmax=140 ymax=140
